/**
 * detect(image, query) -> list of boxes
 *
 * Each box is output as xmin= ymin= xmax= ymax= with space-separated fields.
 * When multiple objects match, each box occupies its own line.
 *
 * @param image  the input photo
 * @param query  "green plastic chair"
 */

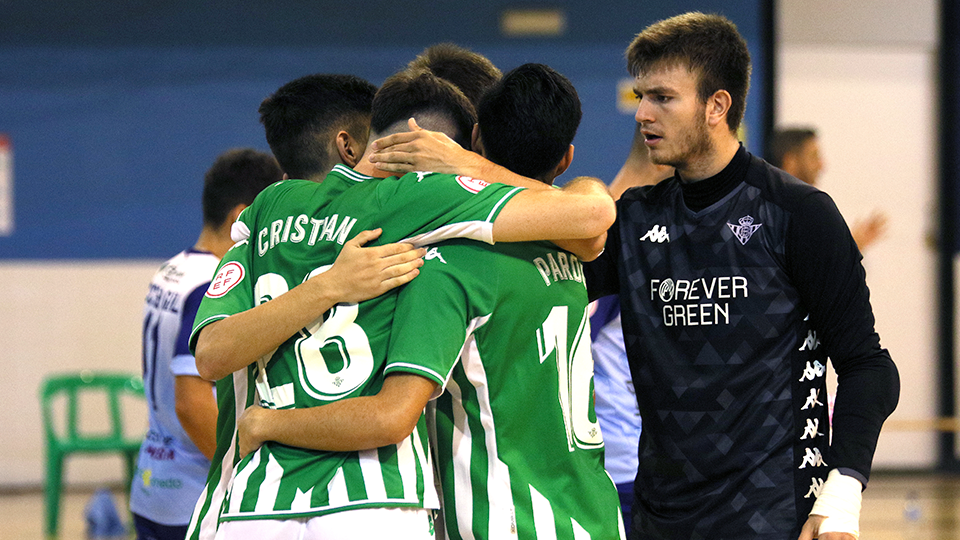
xmin=39 ymin=371 xmax=145 ymax=538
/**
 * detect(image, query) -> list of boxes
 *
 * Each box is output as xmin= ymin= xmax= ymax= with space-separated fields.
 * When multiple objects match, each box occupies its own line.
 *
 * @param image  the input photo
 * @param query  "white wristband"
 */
xmin=809 ymin=469 xmax=862 ymax=538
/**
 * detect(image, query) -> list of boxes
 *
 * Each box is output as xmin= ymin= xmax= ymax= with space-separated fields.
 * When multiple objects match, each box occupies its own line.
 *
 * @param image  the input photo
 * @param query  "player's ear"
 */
xmin=336 ymin=130 xmax=364 ymax=168
xmin=471 ymin=124 xmax=484 ymax=155
xmin=226 ymin=203 xmax=247 ymax=225
xmin=706 ymin=89 xmax=731 ymax=129
xmin=553 ymin=144 xmax=575 ymax=177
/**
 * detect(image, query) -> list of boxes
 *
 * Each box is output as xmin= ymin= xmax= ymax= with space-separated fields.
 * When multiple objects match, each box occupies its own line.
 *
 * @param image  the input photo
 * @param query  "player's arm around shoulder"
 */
xmin=237 ymin=373 xmax=438 ymax=458
xmin=492 ymin=176 xmax=614 ymax=260
xmin=194 ymin=229 xmax=426 ymax=381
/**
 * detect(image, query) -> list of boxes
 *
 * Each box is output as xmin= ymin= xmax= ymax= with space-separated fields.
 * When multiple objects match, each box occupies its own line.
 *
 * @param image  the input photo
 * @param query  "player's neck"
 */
xmin=194 ymin=225 xmax=234 ymax=259
xmin=677 ymin=136 xmax=741 ymax=183
xmin=352 ymin=152 xmax=391 ymax=178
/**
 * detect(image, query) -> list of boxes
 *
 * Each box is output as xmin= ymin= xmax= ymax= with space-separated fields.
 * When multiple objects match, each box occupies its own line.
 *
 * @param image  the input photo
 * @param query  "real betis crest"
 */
xmin=727 ymin=215 xmax=762 ymax=245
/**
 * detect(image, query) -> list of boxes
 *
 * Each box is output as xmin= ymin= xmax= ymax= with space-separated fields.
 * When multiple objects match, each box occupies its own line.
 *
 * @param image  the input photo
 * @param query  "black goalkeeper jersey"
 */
xmin=585 ymin=146 xmax=898 ymax=540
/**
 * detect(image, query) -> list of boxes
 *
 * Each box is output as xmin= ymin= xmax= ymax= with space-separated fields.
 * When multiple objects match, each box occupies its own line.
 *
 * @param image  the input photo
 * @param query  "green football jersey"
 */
xmin=185 ymin=368 xmax=252 ymax=540
xmin=387 ymin=239 xmax=625 ymax=540
xmin=188 ymin=164 xmax=523 ymax=525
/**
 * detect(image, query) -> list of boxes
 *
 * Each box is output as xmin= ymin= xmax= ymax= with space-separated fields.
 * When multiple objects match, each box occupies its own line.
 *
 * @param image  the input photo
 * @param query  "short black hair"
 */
xmin=767 ymin=127 xmax=818 ymax=168
xmin=371 ymin=69 xmax=476 ymax=149
xmin=202 ymin=148 xmax=283 ymax=227
xmin=258 ymin=74 xmax=377 ymax=179
xmin=407 ymin=43 xmax=502 ymax=107
xmin=626 ymin=12 xmax=751 ymax=132
xmin=477 ymin=63 xmax=581 ymax=182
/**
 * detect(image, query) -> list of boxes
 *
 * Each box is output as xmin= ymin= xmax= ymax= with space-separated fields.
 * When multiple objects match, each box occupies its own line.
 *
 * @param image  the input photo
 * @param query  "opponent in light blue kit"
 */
xmin=590 ymin=296 xmax=642 ymax=530
xmin=189 ymin=70 xmax=614 ymax=540
xmin=131 ymin=148 xmax=282 ymax=540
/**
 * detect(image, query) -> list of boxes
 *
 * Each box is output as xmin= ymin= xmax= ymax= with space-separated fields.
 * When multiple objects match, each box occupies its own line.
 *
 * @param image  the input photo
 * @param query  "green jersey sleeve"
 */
xmin=188 ymin=239 xmax=255 ymax=355
xmin=385 ymin=240 xmax=496 ymax=394
xmin=366 ymin=172 xmax=524 ymax=246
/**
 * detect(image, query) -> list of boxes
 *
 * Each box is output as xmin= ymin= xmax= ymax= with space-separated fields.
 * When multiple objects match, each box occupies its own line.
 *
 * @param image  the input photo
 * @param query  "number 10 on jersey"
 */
xmin=537 ymin=305 xmax=603 ymax=452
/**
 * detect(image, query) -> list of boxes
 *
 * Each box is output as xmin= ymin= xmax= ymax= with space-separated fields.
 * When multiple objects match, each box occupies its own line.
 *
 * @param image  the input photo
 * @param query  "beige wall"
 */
xmin=777 ymin=0 xmax=939 ymax=467
xmin=2 ymin=262 xmax=157 ymax=487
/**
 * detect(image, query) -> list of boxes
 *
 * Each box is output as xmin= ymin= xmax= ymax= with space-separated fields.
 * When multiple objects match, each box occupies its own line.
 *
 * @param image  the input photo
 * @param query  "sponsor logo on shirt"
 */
xmin=425 ymin=247 xmax=447 ymax=264
xmin=640 ymin=224 xmax=670 ymax=243
xmin=648 ymin=276 xmax=747 ymax=327
xmin=140 ymin=469 xmax=184 ymax=489
xmin=456 ymin=175 xmax=489 ymax=193
xmin=206 ymin=261 xmax=244 ymax=298
xmin=727 ymin=215 xmax=762 ymax=245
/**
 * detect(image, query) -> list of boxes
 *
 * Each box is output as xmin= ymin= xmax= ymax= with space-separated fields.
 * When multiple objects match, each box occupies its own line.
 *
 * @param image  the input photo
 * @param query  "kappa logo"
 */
xmin=804 ymin=477 xmax=825 ymax=499
xmin=798 ymin=447 xmax=827 ymax=469
xmin=456 ymin=175 xmax=490 ymax=193
xmin=640 ymin=224 xmax=670 ymax=243
xmin=799 ymin=360 xmax=826 ymax=382
xmin=206 ymin=261 xmax=244 ymax=298
xmin=801 ymin=388 xmax=824 ymax=411
xmin=425 ymin=247 xmax=447 ymax=264
xmin=799 ymin=329 xmax=821 ymax=351
xmin=801 ymin=418 xmax=824 ymax=440
xmin=413 ymin=171 xmax=428 ymax=182
xmin=727 ymin=215 xmax=762 ymax=245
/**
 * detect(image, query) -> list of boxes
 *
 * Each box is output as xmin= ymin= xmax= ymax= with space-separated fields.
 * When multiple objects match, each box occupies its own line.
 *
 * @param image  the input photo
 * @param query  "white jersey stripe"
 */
xmin=330 ymin=163 xmax=370 ymax=183
xmin=461 ymin=325 xmax=517 ymax=538
xmin=394 ymin=439 xmax=417 ymax=502
xmin=411 ymin=425 xmax=439 ymax=508
xmin=195 ymin=371 xmax=246 ymax=538
xmin=328 ymin=466 xmax=349 ymax=507
xmin=402 ymin=220 xmax=494 ymax=248
xmin=448 ymin=377 xmax=476 ymax=539
xmin=386 ymin=362 xmax=446 ymax=386
xmin=572 ymin=517 xmax=590 ymax=540
xmin=530 ymin=485 xmax=557 ymax=540
xmin=360 ymin=448 xmax=387 ymax=501
xmin=291 ymin=487 xmax=313 ymax=512
xmin=255 ymin=452 xmax=284 ymax=513
xmin=486 ymin=187 xmax=524 ymax=222
xmin=229 ymin=447 xmax=261 ymax=514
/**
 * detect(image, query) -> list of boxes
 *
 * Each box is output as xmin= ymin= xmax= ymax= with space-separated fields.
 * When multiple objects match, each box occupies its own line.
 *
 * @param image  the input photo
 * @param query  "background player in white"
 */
xmin=130 ymin=148 xmax=283 ymax=540
xmin=236 ymin=63 xmax=625 ymax=540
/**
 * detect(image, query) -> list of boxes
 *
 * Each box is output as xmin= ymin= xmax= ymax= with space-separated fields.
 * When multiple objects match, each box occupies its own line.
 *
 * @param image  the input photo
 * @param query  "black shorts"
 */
xmin=133 ymin=513 xmax=189 ymax=540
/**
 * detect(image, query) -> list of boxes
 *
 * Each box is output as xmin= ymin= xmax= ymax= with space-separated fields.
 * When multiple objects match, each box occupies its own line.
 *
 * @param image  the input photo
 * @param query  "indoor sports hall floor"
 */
xmin=1 ymin=472 xmax=958 ymax=539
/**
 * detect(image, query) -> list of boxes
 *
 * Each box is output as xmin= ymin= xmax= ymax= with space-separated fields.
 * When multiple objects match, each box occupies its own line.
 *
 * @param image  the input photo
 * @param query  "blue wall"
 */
xmin=0 ymin=1 xmax=768 ymax=258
